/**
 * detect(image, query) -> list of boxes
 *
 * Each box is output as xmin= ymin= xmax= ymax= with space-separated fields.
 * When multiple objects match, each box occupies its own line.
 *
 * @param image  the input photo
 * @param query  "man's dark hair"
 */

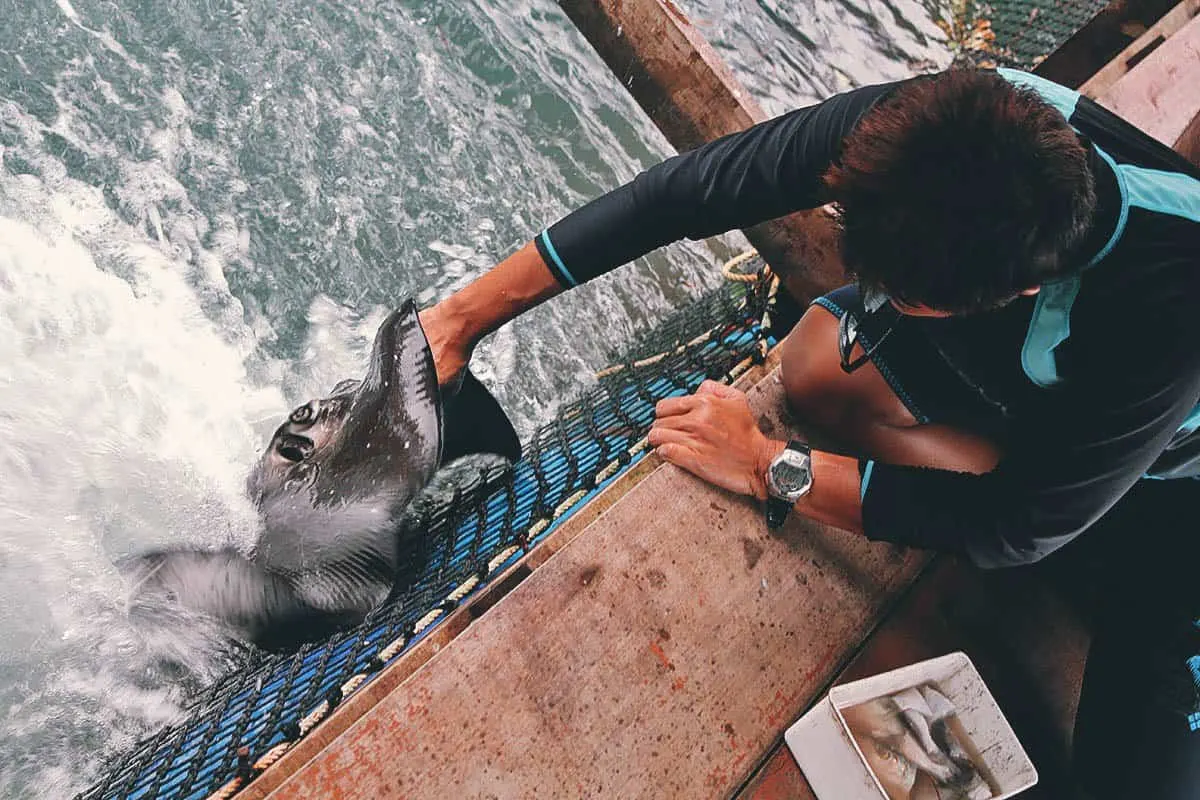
xmin=824 ymin=68 xmax=1097 ymax=314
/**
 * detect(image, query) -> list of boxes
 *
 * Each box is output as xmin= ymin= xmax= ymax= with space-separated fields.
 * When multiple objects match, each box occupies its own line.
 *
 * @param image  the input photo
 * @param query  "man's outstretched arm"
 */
xmin=418 ymin=79 xmax=913 ymax=386
xmin=419 ymin=241 xmax=561 ymax=387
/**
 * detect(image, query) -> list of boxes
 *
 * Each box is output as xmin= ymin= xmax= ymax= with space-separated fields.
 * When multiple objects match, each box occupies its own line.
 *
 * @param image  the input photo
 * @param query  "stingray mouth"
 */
xmin=252 ymin=300 xmax=443 ymax=506
xmin=275 ymin=433 xmax=314 ymax=463
xmin=344 ymin=299 xmax=440 ymax=444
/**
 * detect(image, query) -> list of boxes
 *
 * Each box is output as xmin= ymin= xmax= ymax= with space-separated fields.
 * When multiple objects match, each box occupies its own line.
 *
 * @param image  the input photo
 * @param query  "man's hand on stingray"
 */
xmin=418 ymin=302 xmax=474 ymax=390
xmin=649 ymin=380 xmax=785 ymax=501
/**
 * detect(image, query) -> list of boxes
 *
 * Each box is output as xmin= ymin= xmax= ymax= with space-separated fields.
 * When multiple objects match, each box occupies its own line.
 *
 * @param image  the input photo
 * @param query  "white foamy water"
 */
xmin=0 ymin=70 xmax=535 ymax=797
xmin=0 ymin=154 xmax=291 ymax=796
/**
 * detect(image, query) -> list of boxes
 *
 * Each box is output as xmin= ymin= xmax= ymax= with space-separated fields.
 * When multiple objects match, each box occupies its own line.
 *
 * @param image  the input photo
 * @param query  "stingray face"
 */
xmin=247 ymin=302 xmax=443 ymax=520
xmin=256 ymin=383 xmax=360 ymax=496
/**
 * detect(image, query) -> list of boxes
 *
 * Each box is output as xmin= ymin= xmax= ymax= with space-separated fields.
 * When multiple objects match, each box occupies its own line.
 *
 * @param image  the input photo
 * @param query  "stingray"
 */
xmin=121 ymin=300 xmax=520 ymax=651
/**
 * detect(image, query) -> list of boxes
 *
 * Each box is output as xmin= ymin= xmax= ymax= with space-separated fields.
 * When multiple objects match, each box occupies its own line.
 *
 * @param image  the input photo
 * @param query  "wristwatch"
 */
xmin=765 ymin=440 xmax=814 ymax=529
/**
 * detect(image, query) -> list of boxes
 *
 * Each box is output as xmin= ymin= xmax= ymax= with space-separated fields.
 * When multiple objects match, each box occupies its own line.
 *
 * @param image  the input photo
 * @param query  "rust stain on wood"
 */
xmin=648 ymin=638 xmax=674 ymax=671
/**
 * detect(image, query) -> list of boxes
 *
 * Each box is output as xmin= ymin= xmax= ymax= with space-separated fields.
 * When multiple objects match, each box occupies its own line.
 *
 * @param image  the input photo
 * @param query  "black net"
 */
xmin=937 ymin=0 xmax=1110 ymax=68
xmin=78 ymin=261 xmax=778 ymax=800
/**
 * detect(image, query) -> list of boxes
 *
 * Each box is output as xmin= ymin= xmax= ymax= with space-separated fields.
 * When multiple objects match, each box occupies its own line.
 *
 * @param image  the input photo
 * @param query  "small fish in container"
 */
xmin=785 ymin=652 xmax=1038 ymax=800
xmin=842 ymin=684 xmax=995 ymax=799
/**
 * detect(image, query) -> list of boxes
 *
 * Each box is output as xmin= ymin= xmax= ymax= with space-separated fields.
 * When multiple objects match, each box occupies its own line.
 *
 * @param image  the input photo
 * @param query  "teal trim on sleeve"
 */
xmin=1178 ymin=404 xmax=1200 ymax=439
xmin=1020 ymin=277 xmax=1082 ymax=388
xmin=538 ymin=230 xmax=578 ymax=287
xmin=1018 ymin=145 xmax=1200 ymax=390
xmin=860 ymin=459 xmax=876 ymax=501
xmin=996 ymin=67 xmax=1081 ymax=121
xmin=1122 ymin=164 xmax=1200 ymax=222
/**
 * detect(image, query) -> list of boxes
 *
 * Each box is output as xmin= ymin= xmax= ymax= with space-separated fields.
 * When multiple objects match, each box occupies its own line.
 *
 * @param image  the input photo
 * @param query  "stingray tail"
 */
xmin=440 ymin=368 xmax=521 ymax=465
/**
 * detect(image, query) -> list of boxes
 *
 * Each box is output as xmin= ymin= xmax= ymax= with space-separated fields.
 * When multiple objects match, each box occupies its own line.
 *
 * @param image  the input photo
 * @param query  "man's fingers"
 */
xmin=696 ymin=379 xmax=738 ymax=399
xmin=655 ymin=394 xmax=698 ymax=418
xmin=647 ymin=425 xmax=696 ymax=449
xmin=658 ymin=384 xmax=742 ymax=419
xmin=655 ymin=442 xmax=702 ymax=476
xmin=650 ymin=413 xmax=700 ymax=435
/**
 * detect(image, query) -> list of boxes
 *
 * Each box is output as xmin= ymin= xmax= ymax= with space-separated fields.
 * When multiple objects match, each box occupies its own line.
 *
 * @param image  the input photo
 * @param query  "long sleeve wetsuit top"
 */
xmin=533 ymin=69 xmax=1200 ymax=569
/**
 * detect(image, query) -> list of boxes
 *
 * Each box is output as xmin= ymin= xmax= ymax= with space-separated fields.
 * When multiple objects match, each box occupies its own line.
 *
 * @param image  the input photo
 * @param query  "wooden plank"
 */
xmin=1036 ymin=0 xmax=1181 ymax=89
xmin=239 ymin=348 xmax=781 ymax=799
xmin=1079 ymin=0 xmax=1200 ymax=98
xmin=556 ymin=0 xmax=846 ymax=303
xmin=1094 ymin=12 xmax=1200 ymax=154
xmin=1175 ymin=106 xmax=1200 ymax=165
xmin=263 ymin=368 xmax=929 ymax=799
xmin=558 ymin=0 xmax=762 ymax=151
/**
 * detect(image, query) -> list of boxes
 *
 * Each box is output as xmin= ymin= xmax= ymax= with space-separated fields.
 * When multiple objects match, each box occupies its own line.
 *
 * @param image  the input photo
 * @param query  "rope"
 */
xmin=720 ymin=248 xmax=766 ymax=283
xmin=594 ymin=329 xmax=719 ymax=379
xmin=596 ymin=249 xmax=775 ymax=380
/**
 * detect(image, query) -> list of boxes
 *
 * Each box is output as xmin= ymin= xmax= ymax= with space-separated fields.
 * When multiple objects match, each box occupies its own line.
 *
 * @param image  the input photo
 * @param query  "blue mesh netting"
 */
xmin=78 ymin=265 xmax=779 ymax=800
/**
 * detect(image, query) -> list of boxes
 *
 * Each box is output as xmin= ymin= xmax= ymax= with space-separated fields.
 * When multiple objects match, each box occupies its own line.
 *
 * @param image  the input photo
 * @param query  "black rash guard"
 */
xmin=532 ymin=69 xmax=1200 ymax=569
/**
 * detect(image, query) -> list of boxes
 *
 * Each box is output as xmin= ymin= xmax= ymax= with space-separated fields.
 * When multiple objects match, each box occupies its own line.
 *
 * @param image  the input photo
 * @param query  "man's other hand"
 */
xmin=649 ymin=380 xmax=785 ymax=501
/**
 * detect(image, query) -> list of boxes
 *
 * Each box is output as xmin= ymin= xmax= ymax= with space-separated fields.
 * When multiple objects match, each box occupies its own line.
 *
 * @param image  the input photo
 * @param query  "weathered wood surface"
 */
xmin=1079 ymin=0 xmax=1200 ymax=99
xmin=263 ymin=368 xmax=928 ymax=799
xmin=1095 ymin=10 xmax=1200 ymax=159
xmin=557 ymin=0 xmax=846 ymax=303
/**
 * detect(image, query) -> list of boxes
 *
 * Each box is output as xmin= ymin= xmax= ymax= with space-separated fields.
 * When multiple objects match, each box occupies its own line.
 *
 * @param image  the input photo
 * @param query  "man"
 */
xmin=419 ymin=67 xmax=1200 ymax=797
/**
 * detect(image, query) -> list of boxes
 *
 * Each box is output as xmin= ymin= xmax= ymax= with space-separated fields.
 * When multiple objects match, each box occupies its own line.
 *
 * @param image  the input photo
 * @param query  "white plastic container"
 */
xmin=784 ymin=652 xmax=1038 ymax=800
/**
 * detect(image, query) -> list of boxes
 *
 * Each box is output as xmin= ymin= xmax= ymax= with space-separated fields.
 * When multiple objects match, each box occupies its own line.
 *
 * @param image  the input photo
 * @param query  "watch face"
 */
xmin=771 ymin=452 xmax=811 ymax=494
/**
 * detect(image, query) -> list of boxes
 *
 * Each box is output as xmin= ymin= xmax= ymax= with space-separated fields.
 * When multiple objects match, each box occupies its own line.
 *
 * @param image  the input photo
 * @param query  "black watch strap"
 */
xmin=765 ymin=497 xmax=792 ymax=530
xmin=787 ymin=439 xmax=812 ymax=458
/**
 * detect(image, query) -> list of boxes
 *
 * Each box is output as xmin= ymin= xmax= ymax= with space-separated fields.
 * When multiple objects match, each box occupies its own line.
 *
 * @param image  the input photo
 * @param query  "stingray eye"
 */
xmin=289 ymin=404 xmax=315 ymax=425
xmin=277 ymin=434 xmax=313 ymax=463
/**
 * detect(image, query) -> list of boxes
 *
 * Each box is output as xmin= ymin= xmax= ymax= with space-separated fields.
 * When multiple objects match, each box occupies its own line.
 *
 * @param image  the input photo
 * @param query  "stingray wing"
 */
xmin=120 ymin=548 xmax=364 ymax=652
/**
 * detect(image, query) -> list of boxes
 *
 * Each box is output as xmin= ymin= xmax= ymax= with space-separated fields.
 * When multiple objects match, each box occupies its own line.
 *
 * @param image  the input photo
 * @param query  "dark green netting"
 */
xmin=78 ymin=261 xmax=778 ymax=800
xmin=939 ymin=0 xmax=1110 ymax=68
xmin=989 ymin=0 xmax=1109 ymax=65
